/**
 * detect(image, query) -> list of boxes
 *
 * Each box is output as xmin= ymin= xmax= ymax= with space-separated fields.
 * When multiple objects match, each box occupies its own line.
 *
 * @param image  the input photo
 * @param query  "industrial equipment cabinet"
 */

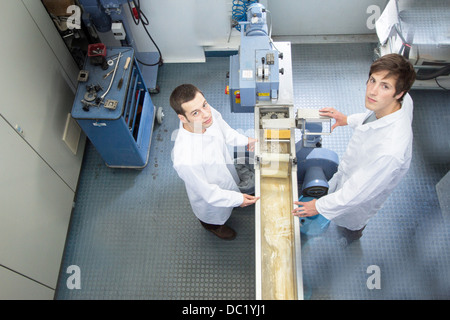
xmin=72 ymin=47 xmax=155 ymax=168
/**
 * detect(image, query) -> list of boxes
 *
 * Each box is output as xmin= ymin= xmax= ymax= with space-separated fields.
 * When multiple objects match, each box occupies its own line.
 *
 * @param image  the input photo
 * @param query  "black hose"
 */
xmin=127 ymin=0 xmax=163 ymax=67
xmin=415 ymin=64 xmax=450 ymax=81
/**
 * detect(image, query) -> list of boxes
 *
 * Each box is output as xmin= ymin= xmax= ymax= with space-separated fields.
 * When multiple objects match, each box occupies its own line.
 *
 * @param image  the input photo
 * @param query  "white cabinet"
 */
xmin=0 ymin=1 xmax=84 ymax=299
xmin=0 ymin=119 xmax=74 ymax=290
xmin=0 ymin=0 xmax=84 ymax=191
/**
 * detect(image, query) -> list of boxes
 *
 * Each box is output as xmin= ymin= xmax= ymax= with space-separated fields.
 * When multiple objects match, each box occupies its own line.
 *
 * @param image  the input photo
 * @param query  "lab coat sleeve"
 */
xmin=175 ymin=163 xmax=244 ymax=208
xmin=213 ymin=109 xmax=249 ymax=146
xmin=326 ymin=170 xmax=343 ymax=194
xmin=402 ymin=93 xmax=414 ymax=123
xmin=315 ymin=155 xmax=403 ymax=220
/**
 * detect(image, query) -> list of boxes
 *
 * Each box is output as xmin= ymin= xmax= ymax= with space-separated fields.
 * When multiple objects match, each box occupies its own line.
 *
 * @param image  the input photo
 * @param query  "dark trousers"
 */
xmin=337 ymin=225 xmax=366 ymax=244
xmin=199 ymin=220 xmax=222 ymax=231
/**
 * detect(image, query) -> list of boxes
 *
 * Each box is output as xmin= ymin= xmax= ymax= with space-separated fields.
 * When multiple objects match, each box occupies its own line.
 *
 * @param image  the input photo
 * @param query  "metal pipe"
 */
xmin=101 ymin=52 xmax=122 ymax=100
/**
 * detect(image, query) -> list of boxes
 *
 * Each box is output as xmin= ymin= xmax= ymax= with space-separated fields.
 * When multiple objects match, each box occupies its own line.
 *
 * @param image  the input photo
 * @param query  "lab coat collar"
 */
xmin=179 ymin=121 xmax=205 ymax=136
xmin=359 ymin=102 xmax=407 ymax=131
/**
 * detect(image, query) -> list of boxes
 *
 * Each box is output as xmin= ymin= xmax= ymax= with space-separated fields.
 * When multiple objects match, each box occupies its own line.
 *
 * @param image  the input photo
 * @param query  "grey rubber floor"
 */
xmin=55 ymin=43 xmax=450 ymax=300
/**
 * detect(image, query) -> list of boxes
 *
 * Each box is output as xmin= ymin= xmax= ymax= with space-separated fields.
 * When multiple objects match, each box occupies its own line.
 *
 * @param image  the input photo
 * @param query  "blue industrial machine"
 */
xmin=78 ymin=0 xmax=162 ymax=93
xmin=295 ymin=112 xmax=339 ymax=236
xmin=229 ymin=4 xmax=338 ymax=249
xmin=229 ymin=2 xmax=339 ymax=199
xmin=228 ymin=3 xmax=282 ymax=113
xmin=231 ymin=3 xmax=338 ymax=300
xmin=71 ymin=47 xmax=155 ymax=168
xmin=70 ymin=1 xmax=164 ymax=168
xmin=295 ymin=113 xmax=339 ymax=198
xmin=297 ymin=196 xmax=331 ymax=236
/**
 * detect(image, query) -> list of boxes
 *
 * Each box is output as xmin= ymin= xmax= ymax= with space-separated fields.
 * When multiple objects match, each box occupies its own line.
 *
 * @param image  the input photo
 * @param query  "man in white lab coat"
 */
xmin=170 ymin=84 xmax=259 ymax=240
xmin=293 ymin=53 xmax=416 ymax=246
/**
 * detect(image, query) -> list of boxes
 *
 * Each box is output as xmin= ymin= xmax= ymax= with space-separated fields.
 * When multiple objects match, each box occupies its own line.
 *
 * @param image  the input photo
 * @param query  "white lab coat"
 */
xmin=172 ymin=107 xmax=249 ymax=225
xmin=316 ymin=94 xmax=414 ymax=230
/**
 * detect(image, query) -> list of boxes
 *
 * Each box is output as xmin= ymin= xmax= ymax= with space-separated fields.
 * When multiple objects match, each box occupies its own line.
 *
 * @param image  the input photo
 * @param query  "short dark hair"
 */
xmin=169 ymin=84 xmax=204 ymax=116
xmin=369 ymin=53 xmax=416 ymax=102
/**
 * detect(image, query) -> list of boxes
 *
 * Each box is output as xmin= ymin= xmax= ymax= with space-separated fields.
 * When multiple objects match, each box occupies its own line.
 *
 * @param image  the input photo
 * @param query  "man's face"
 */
xmin=365 ymin=70 xmax=404 ymax=117
xmin=178 ymin=91 xmax=213 ymax=133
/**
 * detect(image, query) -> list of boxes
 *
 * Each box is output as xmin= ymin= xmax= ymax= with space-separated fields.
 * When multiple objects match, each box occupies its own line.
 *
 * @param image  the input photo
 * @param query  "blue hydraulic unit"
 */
xmin=78 ymin=0 xmax=161 ymax=93
xmin=297 ymin=196 xmax=331 ymax=236
xmin=228 ymin=3 xmax=283 ymax=113
xmin=295 ymin=110 xmax=339 ymax=236
xmin=295 ymin=109 xmax=339 ymax=197
xmin=71 ymin=47 xmax=155 ymax=168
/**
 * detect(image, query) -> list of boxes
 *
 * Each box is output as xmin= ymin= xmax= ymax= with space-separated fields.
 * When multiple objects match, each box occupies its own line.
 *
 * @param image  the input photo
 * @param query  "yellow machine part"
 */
xmin=264 ymin=129 xmax=291 ymax=140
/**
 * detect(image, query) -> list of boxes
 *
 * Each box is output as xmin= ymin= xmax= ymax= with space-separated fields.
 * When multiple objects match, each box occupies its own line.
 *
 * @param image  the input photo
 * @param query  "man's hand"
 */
xmin=240 ymin=194 xmax=260 ymax=207
xmin=319 ymin=107 xmax=348 ymax=131
xmin=292 ymin=199 xmax=319 ymax=217
xmin=247 ymin=137 xmax=257 ymax=152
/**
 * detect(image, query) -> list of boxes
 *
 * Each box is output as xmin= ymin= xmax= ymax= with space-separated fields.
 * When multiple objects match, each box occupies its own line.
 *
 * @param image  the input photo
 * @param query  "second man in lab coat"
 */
xmin=293 ymin=53 xmax=417 ymax=246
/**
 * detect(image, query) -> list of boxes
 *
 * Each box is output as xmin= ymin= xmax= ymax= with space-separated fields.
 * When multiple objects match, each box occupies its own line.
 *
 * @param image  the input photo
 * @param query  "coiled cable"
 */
xmin=127 ymin=0 xmax=163 ymax=67
xmin=231 ymin=0 xmax=258 ymax=31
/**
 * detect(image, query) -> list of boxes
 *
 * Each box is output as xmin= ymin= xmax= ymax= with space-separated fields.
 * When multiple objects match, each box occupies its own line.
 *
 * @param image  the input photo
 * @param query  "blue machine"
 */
xmin=71 ymin=1 xmax=162 ymax=168
xmin=78 ymin=0 xmax=161 ymax=92
xmin=295 ymin=116 xmax=337 ymax=236
xmin=296 ymin=123 xmax=336 ymax=236
xmin=228 ymin=3 xmax=282 ymax=113
xmin=228 ymin=3 xmax=339 ymax=197
xmin=297 ymin=196 xmax=331 ymax=236
xmin=71 ymin=48 xmax=155 ymax=168
xmin=78 ymin=0 xmax=112 ymax=32
xmin=296 ymin=120 xmax=339 ymax=197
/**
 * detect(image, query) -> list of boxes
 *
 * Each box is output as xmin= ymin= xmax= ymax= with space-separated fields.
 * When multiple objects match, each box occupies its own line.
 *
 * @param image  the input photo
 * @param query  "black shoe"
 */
xmin=208 ymin=225 xmax=237 ymax=240
xmin=336 ymin=225 xmax=365 ymax=247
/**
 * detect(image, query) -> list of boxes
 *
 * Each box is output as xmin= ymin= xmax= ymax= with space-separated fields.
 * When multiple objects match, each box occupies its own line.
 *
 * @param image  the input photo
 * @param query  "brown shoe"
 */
xmin=207 ymin=225 xmax=236 ymax=240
